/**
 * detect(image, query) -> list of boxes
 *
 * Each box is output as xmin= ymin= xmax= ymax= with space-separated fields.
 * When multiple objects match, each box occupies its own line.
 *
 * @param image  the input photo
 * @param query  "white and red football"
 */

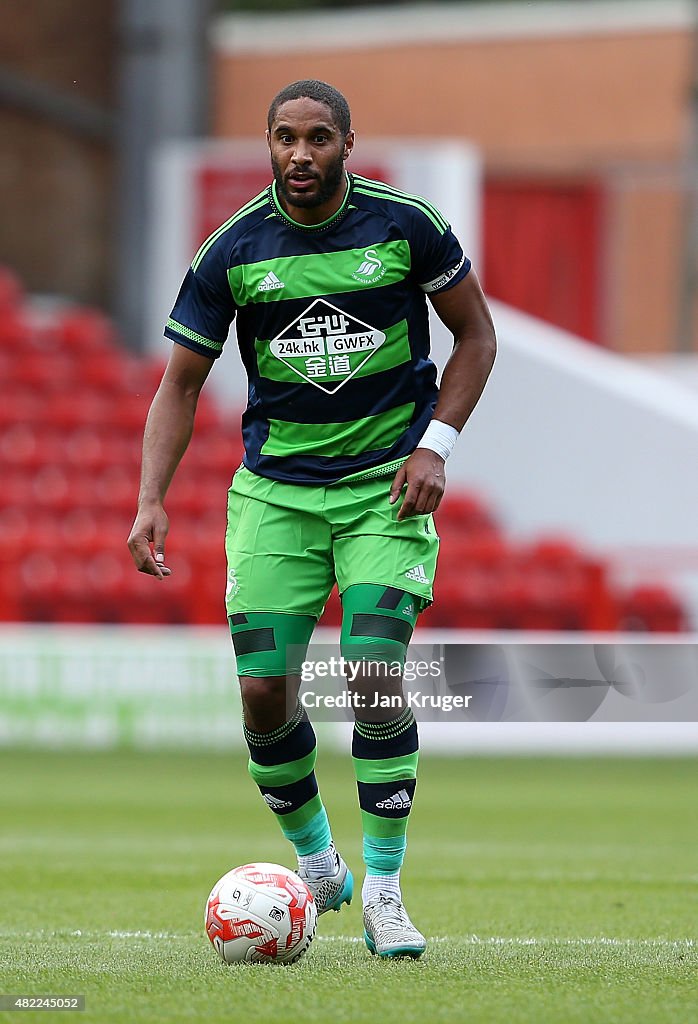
xmin=204 ymin=862 xmax=317 ymax=965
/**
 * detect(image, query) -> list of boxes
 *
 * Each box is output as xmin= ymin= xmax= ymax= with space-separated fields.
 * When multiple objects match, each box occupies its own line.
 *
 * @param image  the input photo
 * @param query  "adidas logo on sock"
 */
xmin=376 ymin=788 xmax=412 ymax=810
xmin=258 ymin=271 xmax=285 ymax=292
xmin=262 ymin=793 xmax=292 ymax=809
xmin=404 ymin=563 xmax=430 ymax=585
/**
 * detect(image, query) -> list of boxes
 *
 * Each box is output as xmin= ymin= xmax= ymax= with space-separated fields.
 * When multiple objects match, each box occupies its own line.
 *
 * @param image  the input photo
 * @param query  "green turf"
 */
xmin=0 ymin=750 xmax=695 ymax=1023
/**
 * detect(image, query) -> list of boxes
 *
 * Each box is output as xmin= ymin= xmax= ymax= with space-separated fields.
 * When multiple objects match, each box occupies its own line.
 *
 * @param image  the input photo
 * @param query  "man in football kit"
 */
xmin=128 ymin=80 xmax=496 ymax=958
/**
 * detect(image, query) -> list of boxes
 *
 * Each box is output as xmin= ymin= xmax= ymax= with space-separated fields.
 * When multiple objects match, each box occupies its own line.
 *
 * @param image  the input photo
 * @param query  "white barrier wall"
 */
xmin=0 ymin=626 xmax=695 ymax=754
xmin=440 ymin=301 xmax=698 ymax=549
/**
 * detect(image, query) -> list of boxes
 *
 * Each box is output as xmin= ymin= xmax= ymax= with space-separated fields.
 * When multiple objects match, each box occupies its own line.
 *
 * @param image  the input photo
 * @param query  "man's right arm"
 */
xmin=127 ymin=344 xmax=214 ymax=579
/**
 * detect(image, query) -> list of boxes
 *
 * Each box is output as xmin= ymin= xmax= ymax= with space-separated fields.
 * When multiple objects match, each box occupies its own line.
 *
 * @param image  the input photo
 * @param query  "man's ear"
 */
xmin=344 ymin=130 xmax=355 ymax=161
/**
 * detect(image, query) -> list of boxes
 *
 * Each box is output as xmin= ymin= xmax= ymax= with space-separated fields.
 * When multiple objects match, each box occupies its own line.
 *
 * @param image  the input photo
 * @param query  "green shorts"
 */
xmin=224 ymin=465 xmax=439 ymax=619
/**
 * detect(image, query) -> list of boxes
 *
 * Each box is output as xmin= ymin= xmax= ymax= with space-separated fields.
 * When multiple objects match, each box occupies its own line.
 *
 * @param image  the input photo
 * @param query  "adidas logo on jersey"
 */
xmin=376 ymin=788 xmax=412 ymax=810
xmin=404 ymin=564 xmax=430 ymax=585
xmin=258 ymin=271 xmax=285 ymax=292
xmin=262 ymin=793 xmax=292 ymax=809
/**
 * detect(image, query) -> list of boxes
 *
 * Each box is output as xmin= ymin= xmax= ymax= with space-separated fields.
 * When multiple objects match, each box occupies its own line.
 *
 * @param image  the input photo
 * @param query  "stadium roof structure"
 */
xmin=213 ymin=0 xmax=694 ymax=54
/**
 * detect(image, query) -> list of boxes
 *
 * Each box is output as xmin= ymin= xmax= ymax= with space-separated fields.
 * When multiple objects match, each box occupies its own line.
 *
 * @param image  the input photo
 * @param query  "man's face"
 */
xmin=267 ymin=97 xmax=354 ymax=223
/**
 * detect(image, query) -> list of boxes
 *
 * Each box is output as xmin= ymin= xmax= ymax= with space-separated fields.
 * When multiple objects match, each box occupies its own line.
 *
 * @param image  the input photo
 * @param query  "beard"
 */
xmin=272 ymin=152 xmax=346 ymax=209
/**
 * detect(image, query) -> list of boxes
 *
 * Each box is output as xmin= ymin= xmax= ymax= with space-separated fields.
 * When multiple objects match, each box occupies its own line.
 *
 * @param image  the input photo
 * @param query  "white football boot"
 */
xmin=297 ymin=844 xmax=353 ymax=915
xmin=363 ymin=895 xmax=426 ymax=958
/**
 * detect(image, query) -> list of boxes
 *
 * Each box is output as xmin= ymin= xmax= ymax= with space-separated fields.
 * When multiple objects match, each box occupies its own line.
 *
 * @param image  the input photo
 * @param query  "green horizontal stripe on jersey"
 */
xmin=227 ymin=240 xmax=411 ymax=305
xmin=255 ymin=319 xmax=411 ymax=385
xmin=261 ymin=401 xmax=415 ymax=459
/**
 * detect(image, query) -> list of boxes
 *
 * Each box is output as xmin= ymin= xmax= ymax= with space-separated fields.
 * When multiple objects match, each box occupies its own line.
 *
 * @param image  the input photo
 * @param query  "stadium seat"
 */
xmin=0 ymin=270 xmax=689 ymax=631
xmin=0 ymin=473 xmax=34 ymax=510
xmin=13 ymin=352 xmax=76 ymax=392
xmin=59 ymin=309 xmax=120 ymax=353
xmin=619 ymin=584 xmax=687 ymax=633
xmin=436 ymin=493 xmax=499 ymax=535
xmin=0 ymin=390 xmax=44 ymax=432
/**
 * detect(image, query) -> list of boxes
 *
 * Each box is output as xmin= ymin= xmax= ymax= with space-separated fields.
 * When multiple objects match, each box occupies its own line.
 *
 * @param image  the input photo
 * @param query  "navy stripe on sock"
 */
xmin=259 ymin=773 xmax=319 ymax=816
xmin=351 ymin=720 xmax=418 ymax=760
xmin=357 ymin=778 xmax=416 ymax=818
xmin=245 ymin=717 xmax=316 ymax=766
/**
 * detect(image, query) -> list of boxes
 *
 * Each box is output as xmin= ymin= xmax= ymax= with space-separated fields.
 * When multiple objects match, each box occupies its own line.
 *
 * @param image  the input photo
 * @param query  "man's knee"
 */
xmin=239 ymin=675 xmax=293 ymax=731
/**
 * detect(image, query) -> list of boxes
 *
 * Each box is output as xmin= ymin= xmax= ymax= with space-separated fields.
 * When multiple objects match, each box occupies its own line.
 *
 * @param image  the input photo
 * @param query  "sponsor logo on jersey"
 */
xmin=352 ymin=248 xmax=387 ymax=284
xmin=258 ymin=270 xmax=285 ymax=292
xmin=404 ymin=564 xmax=430 ymax=585
xmin=376 ymin=788 xmax=412 ymax=810
xmin=402 ymin=603 xmax=414 ymax=617
xmin=269 ymin=298 xmax=386 ymax=394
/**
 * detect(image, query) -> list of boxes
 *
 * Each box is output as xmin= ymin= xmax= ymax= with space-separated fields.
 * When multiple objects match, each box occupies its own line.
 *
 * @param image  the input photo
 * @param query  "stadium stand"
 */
xmin=0 ymin=266 xmax=688 ymax=631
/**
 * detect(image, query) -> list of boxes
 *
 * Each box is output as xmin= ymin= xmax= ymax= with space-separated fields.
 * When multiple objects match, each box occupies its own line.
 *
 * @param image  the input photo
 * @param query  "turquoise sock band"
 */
xmin=281 ymin=807 xmax=332 ymax=856
xmin=363 ymin=833 xmax=408 ymax=875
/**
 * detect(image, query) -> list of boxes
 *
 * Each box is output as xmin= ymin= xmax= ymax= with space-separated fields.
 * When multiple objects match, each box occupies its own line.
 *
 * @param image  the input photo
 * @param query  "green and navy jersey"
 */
xmin=165 ymin=172 xmax=470 ymax=484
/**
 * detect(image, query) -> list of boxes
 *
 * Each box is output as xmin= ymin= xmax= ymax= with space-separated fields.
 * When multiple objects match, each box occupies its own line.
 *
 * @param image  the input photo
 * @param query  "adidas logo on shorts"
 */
xmin=262 ymin=793 xmax=292 ymax=809
xmin=376 ymin=788 xmax=412 ymax=810
xmin=404 ymin=563 xmax=430 ymax=585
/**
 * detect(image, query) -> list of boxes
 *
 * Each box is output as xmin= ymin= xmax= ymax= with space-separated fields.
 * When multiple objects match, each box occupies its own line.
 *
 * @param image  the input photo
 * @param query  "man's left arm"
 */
xmin=390 ymin=270 xmax=496 ymax=520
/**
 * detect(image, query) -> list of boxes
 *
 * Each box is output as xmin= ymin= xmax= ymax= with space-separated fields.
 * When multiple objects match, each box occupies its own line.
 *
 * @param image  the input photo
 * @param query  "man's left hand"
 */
xmin=389 ymin=449 xmax=446 ymax=520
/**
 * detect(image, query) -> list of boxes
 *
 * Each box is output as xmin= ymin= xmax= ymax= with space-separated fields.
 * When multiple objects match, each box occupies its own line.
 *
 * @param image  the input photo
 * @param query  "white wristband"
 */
xmin=416 ymin=419 xmax=460 ymax=461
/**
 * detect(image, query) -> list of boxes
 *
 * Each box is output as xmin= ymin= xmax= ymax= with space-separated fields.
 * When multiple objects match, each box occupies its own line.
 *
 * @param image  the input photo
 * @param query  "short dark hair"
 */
xmin=267 ymin=80 xmax=351 ymax=136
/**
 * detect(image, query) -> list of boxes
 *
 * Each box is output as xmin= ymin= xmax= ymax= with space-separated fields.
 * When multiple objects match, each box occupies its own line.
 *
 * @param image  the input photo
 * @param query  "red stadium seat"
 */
xmin=13 ymin=352 xmax=76 ymax=392
xmin=46 ymin=392 xmax=111 ymax=431
xmin=0 ymin=268 xmax=689 ymax=632
xmin=77 ymin=350 xmax=132 ymax=392
xmin=0 ymin=472 xmax=34 ymax=510
xmin=0 ymin=390 xmax=45 ymax=432
xmin=436 ymin=493 xmax=499 ymax=536
xmin=59 ymin=308 xmax=121 ymax=354
xmin=619 ymin=584 xmax=687 ymax=633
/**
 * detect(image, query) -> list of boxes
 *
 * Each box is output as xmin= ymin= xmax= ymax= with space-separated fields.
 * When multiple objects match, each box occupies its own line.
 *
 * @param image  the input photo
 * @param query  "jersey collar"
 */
xmin=270 ymin=172 xmax=352 ymax=232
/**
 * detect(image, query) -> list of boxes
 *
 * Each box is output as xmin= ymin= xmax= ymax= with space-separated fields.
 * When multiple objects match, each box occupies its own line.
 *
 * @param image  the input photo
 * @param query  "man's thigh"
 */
xmin=330 ymin=477 xmax=440 ymax=609
xmin=225 ymin=467 xmax=334 ymax=619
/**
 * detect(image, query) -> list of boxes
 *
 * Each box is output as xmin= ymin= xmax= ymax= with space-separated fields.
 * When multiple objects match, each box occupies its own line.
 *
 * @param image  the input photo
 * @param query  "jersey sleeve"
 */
xmin=408 ymin=205 xmax=471 ymax=296
xmin=164 ymin=237 xmax=236 ymax=360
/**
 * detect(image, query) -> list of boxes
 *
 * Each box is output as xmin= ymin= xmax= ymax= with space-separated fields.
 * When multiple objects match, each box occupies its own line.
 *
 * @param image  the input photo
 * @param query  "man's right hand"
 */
xmin=127 ymin=503 xmax=171 ymax=579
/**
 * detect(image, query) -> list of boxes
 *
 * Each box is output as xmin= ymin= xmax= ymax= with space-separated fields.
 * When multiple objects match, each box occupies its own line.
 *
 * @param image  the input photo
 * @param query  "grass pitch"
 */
xmin=0 ymin=750 xmax=695 ymax=1023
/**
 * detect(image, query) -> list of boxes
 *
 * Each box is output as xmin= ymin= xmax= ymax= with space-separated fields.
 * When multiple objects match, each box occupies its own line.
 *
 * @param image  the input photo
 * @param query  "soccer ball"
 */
xmin=204 ymin=862 xmax=317 ymax=965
